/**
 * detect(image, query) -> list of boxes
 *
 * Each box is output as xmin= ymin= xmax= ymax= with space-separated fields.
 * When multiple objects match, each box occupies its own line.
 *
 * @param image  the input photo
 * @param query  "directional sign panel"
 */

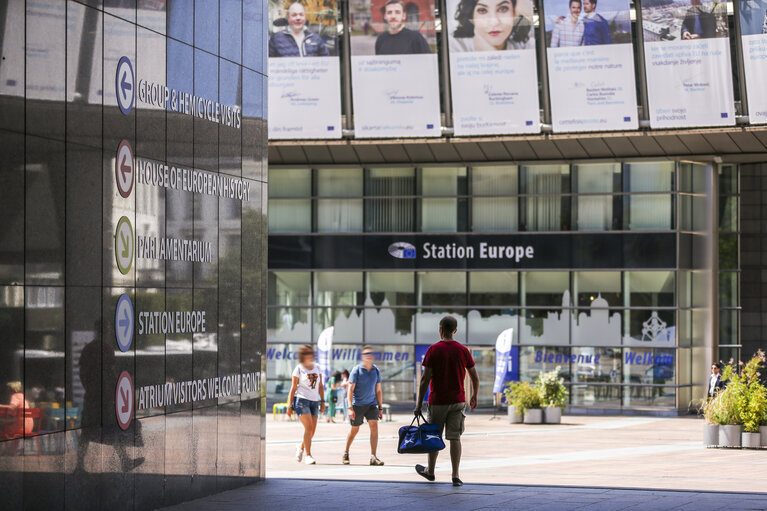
xmin=115 ymin=216 xmax=134 ymax=275
xmin=115 ymin=371 xmax=134 ymax=430
xmin=115 ymin=294 xmax=134 ymax=352
xmin=115 ymin=56 xmax=134 ymax=115
xmin=115 ymin=140 xmax=134 ymax=198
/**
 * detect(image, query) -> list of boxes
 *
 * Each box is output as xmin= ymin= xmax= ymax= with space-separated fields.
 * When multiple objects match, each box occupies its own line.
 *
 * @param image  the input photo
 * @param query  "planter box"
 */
xmin=719 ymin=425 xmax=742 ymax=448
xmin=507 ymin=405 xmax=522 ymax=424
xmin=760 ymin=425 xmax=767 ymax=448
xmin=743 ymin=432 xmax=761 ymax=449
xmin=543 ymin=407 xmax=562 ymax=424
xmin=703 ymin=424 xmax=719 ymax=447
xmin=523 ymin=408 xmax=543 ymax=424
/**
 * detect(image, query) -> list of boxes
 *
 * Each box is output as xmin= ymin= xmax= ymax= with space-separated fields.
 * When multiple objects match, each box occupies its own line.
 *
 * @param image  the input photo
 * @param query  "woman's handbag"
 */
xmin=397 ymin=413 xmax=446 ymax=454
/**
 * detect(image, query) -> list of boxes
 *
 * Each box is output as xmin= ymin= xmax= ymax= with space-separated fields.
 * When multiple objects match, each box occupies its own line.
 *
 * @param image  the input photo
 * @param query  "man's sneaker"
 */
xmin=342 ymin=452 xmax=350 ymax=465
xmin=304 ymin=455 xmax=316 ymax=465
xmin=295 ymin=445 xmax=304 ymax=462
xmin=370 ymin=456 xmax=384 ymax=466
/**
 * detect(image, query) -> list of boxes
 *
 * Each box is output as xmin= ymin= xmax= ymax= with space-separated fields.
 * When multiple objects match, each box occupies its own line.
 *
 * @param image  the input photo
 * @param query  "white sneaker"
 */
xmin=295 ymin=445 xmax=304 ymax=462
xmin=304 ymin=455 xmax=316 ymax=465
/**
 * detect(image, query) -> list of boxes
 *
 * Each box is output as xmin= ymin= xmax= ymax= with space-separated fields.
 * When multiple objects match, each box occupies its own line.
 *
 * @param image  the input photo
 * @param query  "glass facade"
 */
xmin=0 ymin=1 xmax=268 ymax=509
xmin=268 ymin=162 xmax=736 ymax=411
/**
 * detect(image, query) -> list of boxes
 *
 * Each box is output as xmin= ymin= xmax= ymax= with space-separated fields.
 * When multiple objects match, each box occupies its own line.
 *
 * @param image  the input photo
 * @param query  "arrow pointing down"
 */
xmin=119 ymin=307 xmax=130 ymax=338
xmin=120 ymin=387 xmax=130 ymax=414
xmin=120 ymin=154 xmax=132 ymax=181
xmin=120 ymin=231 xmax=130 ymax=258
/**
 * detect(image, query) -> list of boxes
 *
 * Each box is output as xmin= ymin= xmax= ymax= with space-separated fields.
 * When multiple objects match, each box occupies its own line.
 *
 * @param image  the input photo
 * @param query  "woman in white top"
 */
xmin=287 ymin=344 xmax=325 ymax=464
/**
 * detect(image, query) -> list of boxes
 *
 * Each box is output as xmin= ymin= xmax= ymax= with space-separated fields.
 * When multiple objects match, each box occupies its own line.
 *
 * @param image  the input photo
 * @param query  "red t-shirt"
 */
xmin=422 ymin=340 xmax=475 ymax=405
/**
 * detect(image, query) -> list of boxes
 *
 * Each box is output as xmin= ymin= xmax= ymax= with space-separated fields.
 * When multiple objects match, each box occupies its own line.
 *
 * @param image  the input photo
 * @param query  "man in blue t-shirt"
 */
xmin=343 ymin=346 xmax=384 ymax=466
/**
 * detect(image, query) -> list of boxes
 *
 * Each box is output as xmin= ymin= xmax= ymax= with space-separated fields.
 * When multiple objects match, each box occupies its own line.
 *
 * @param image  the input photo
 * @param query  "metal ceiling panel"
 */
xmin=747 ymin=130 xmax=767 ymax=151
xmin=674 ymin=133 xmax=709 ymax=154
xmin=726 ymin=132 xmax=767 ymax=153
xmin=602 ymin=136 xmax=639 ymax=157
xmin=551 ymin=138 xmax=589 ymax=159
xmin=401 ymin=142 xmax=435 ymax=162
xmin=302 ymin=145 xmax=334 ymax=165
xmin=453 ymin=142 xmax=488 ymax=162
xmin=575 ymin=137 xmax=615 ymax=158
xmin=327 ymin=144 xmax=359 ymax=164
xmin=377 ymin=143 xmax=411 ymax=163
xmin=702 ymin=133 xmax=741 ymax=154
xmin=527 ymin=139 xmax=563 ymax=159
xmin=473 ymin=141 xmax=512 ymax=161
xmin=352 ymin=144 xmax=386 ymax=163
xmin=274 ymin=144 xmax=308 ymax=164
xmin=268 ymin=145 xmax=283 ymax=165
xmin=502 ymin=140 xmax=539 ymax=160
xmin=427 ymin=141 xmax=462 ymax=162
xmin=652 ymin=135 xmax=691 ymax=155
xmin=625 ymin=135 xmax=665 ymax=156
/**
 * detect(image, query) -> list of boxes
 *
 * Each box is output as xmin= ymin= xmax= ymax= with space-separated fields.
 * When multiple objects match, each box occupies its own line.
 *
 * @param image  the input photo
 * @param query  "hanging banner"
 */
xmin=349 ymin=0 xmax=441 ymax=138
xmin=493 ymin=328 xmax=518 ymax=393
xmin=267 ymin=0 xmax=342 ymax=139
xmin=543 ymin=0 xmax=638 ymax=132
xmin=316 ymin=326 xmax=333 ymax=382
xmin=738 ymin=0 xmax=767 ymax=123
xmin=641 ymin=0 xmax=734 ymax=128
xmin=446 ymin=0 xmax=540 ymax=135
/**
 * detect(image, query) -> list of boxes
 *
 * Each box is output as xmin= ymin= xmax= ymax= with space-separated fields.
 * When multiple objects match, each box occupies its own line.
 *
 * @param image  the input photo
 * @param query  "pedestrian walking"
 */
xmin=343 ymin=346 xmax=385 ymax=466
xmin=287 ymin=344 xmax=325 ymax=465
xmin=414 ymin=316 xmax=479 ymax=487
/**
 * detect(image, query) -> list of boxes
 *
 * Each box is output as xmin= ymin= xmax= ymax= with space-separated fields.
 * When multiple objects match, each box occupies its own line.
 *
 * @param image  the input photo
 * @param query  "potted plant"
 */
xmin=738 ymin=351 xmax=767 ymax=449
xmin=536 ymin=366 xmax=568 ymax=424
xmin=700 ymin=396 xmax=720 ymax=447
xmin=710 ymin=361 xmax=743 ymax=448
xmin=510 ymin=381 xmax=543 ymax=424
xmin=503 ymin=382 xmax=522 ymax=423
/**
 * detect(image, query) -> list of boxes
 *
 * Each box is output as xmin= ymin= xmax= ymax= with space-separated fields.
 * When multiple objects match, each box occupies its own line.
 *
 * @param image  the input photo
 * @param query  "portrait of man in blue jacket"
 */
xmin=269 ymin=2 xmax=331 ymax=58
xmin=582 ymin=0 xmax=611 ymax=45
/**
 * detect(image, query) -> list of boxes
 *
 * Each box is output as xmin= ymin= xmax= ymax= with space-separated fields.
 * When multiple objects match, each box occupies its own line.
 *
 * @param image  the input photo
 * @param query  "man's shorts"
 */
xmin=427 ymin=402 xmax=466 ymax=441
xmin=350 ymin=404 xmax=379 ymax=426
xmin=293 ymin=397 xmax=319 ymax=417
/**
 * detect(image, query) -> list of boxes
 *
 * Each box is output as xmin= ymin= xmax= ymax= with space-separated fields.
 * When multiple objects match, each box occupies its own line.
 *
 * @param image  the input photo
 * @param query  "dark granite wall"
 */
xmin=0 ymin=1 xmax=267 ymax=509
xmin=740 ymin=163 xmax=767 ymax=363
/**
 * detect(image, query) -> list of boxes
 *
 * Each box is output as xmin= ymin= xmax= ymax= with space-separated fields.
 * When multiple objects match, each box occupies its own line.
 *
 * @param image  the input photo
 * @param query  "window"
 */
xmin=574 ymin=163 xmax=619 ymax=231
xmin=574 ymin=271 xmax=621 ymax=307
xmin=269 ymin=168 xmax=311 ymax=197
xmin=469 ymin=272 xmax=519 ymax=306
xmin=420 ymin=271 xmax=466 ymax=306
xmin=520 ymin=165 xmax=569 ymax=231
xmin=472 ymin=165 xmax=518 ymax=196
xmin=269 ymin=272 xmax=311 ymax=306
xmin=367 ymin=272 xmax=415 ymax=306
xmin=623 ymin=162 xmax=674 ymax=192
xmin=316 ymin=199 xmax=363 ymax=232
xmin=268 ymin=199 xmax=311 ymax=233
xmin=625 ymin=271 xmax=675 ymax=307
xmin=523 ymin=272 xmax=570 ymax=307
xmin=314 ymin=272 xmax=363 ymax=307
xmin=365 ymin=168 xmax=415 ymax=232
xmin=421 ymin=198 xmax=457 ymax=232
xmin=317 ymin=168 xmax=363 ymax=197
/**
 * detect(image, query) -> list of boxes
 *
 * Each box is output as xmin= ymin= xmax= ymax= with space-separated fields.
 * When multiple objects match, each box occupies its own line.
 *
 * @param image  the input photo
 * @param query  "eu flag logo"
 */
xmin=327 ymin=126 xmax=335 ymax=131
xmin=721 ymin=113 xmax=728 ymax=118
xmin=426 ymin=124 xmax=434 ymax=129
xmin=624 ymin=117 xmax=631 ymax=122
xmin=525 ymin=120 xmax=533 ymax=126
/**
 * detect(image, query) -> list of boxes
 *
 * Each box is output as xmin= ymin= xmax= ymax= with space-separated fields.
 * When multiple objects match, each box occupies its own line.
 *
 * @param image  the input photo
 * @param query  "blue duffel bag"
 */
xmin=397 ymin=413 xmax=446 ymax=454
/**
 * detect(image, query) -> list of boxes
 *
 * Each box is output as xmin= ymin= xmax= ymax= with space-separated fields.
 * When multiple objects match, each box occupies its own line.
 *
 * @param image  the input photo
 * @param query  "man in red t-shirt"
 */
xmin=414 ymin=315 xmax=479 ymax=487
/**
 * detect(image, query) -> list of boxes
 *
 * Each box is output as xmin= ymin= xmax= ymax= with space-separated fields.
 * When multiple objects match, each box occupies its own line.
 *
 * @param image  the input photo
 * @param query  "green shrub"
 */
xmin=536 ymin=366 xmax=568 ymax=410
xmin=504 ymin=381 xmax=542 ymax=415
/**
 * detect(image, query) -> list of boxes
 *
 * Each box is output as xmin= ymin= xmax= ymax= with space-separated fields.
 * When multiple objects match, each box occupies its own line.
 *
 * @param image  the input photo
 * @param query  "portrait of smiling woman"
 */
xmin=450 ymin=0 xmax=535 ymax=51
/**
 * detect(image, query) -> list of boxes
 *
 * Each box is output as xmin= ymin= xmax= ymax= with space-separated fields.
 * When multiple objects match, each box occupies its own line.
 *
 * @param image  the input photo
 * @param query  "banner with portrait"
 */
xmin=641 ymin=0 xmax=735 ymax=128
xmin=738 ymin=0 xmax=767 ymax=124
xmin=446 ymin=0 xmax=540 ymax=135
xmin=543 ymin=0 xmax=638 ymax=132
xmin=350 ymin=0 xmax=441 ymax=138
xmin=267 ymin=0 xmax=342 ymax=139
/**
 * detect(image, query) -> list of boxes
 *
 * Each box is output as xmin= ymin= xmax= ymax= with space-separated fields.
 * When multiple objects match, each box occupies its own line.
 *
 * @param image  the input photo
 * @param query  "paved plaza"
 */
xmin=162 ymin=413 xmax=767 ymax=510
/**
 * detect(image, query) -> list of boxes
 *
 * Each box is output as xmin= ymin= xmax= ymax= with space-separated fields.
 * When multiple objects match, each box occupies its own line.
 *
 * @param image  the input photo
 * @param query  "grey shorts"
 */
xmin=351 ymin=405 xmax=379 ymax=426
xmin=427 ymin=402 xmax=466 ymax=441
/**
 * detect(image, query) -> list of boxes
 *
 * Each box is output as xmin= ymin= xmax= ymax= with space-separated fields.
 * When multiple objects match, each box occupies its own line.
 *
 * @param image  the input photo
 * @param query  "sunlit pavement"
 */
xmin=161 ymin=413 xmax=767 ymax=510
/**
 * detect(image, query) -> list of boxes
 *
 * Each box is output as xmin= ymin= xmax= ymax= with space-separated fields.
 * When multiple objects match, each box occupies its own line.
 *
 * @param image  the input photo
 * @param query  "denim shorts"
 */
xmin=293 ymin=397 xmax=320 ymax=417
